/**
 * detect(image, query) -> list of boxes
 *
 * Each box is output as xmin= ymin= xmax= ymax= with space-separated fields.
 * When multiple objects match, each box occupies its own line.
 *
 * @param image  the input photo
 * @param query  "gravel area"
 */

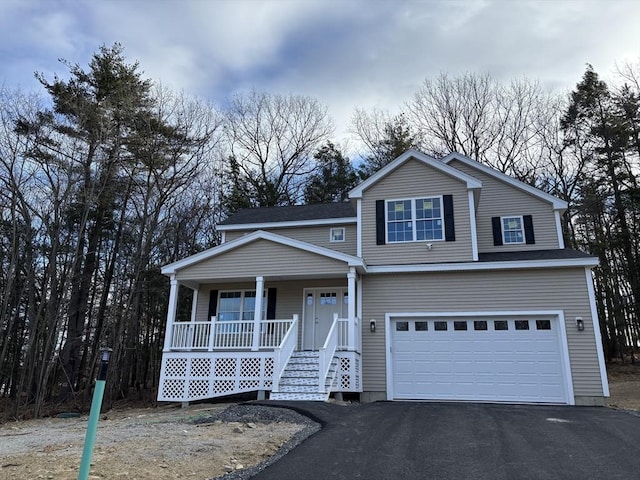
xmin=197 ymin=404 xmax=321 ymax=480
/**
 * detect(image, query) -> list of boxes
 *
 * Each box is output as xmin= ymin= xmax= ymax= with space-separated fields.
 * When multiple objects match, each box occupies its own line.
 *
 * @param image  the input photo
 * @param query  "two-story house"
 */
xmin=158 ymin=150 xmax=608 ymax=406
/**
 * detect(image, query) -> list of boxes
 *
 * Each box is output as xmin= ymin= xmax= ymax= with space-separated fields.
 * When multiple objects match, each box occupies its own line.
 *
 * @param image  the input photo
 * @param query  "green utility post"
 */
xmin=78 ymin=347 xmax=112 ymax=480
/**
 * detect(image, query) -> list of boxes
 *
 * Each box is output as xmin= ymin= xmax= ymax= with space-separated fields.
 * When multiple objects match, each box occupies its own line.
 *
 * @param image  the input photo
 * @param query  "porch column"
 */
xmin=163 ymin=276 xmax=179 ymax=351
xmin=251 ymin=276 xmax=264 ymax=351
xmin=347 ymin=268 xmax=357 ymax=351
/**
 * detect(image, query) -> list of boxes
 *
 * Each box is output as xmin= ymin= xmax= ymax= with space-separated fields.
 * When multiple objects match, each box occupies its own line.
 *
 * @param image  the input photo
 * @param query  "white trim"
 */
xmin=220 ymin=231 xmax=226 ymax=244
xmin=349 ymin=149 xmax=482 ymax=199
xmin=385 ymin=310 xmax=574 ymax=405
xmin=442 ymin=152 xmax=568 ymax=211
xmin=252 ymin=277 xmax=265 ymax=351
xmin=501 ymin=215 xmax=525 ymax=245
xmin=329 ymin=227 xmax=346 ymax=243
xmin=163 ymin=276 xmax=179 ymax=351
xmin=161 ymin=229 xmax=365 ymax=275
xmin=554 ymin=210 xmax=565 ymax=249
xmin=468 ymin=190 xmax=478 ymax=261
xmin=217 ymin=216 xmax=357 ymax=231
xmin=385 ymin=196 xmax=445 ymax=244
xmin=356 ymin=199 xmax=362 ymax=258
xmin=368 ymin=256 xmax=599 ymax=273
xmin=190 ymin=287 xmax=199 ymax=322
xmin=585 ymin=267 xmax=610 ymax=397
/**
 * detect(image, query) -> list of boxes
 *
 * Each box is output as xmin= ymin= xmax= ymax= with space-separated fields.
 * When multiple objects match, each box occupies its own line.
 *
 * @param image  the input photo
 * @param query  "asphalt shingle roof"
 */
xmin=478 ymin=249 xmax=596 ymax=262
xmin=220 ymin=202 xmax=356 ymax=225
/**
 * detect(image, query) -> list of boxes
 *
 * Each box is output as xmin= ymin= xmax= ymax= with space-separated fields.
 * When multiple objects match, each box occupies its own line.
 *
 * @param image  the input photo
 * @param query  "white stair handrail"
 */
xmin=272 ymin=314 xmax=298 ymax=392
xmin=317 ymin=313 xmax=340 ymax=393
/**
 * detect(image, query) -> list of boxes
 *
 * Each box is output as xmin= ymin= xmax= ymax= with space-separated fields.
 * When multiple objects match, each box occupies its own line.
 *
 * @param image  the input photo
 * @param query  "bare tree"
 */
xmin=407 ymin=72 xmax=557 ymax=182
xmin=222 ymin=90 xmax=333 ymax=209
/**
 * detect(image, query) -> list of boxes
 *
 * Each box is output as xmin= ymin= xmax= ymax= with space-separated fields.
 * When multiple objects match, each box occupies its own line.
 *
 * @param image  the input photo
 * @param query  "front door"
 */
xmin=303 ymin=288 xmax=346 ymax=350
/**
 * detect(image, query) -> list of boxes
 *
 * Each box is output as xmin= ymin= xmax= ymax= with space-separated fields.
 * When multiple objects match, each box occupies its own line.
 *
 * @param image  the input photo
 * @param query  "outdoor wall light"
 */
xmin=576 ymin=317 xmax=584 ymax=331
xmin=370 ymin=319 xmax=376 ymax=333
xmin=98 ymin=347 xmax=113 ymax=381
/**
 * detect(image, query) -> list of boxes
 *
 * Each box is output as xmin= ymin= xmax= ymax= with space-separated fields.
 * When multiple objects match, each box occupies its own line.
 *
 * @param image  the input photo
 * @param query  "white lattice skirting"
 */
xmin=158 ymin=351 xmax=361 ymax=402
xmin=332 ymin=352 xmax=361 ymax=392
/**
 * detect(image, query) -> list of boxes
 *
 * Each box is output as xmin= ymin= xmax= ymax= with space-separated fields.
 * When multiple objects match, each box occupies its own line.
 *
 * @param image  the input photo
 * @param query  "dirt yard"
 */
xmin=0 ymin=402 xmax=312 ymax=480
xmin=1 ymin=363 xmax=638 ymax=480
xmin=606 ymin=360 xmax=640 ymax=411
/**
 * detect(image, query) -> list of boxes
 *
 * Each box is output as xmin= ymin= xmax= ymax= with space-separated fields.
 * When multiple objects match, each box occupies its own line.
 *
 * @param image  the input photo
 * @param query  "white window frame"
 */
xmin=385 ymin=196 xmax=444 ymax=243
xmin=501 ymin=215 xmax=525 ymax=245
xmin=329 ymin=227 xmax=346 ymax=243
xmin=217 ymin=290 xmax=267 ymax=321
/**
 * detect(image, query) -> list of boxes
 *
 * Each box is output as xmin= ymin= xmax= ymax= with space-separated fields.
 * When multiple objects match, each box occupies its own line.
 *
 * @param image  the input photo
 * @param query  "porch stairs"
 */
xmin=270 ymin=350 xmax=339 ymax=401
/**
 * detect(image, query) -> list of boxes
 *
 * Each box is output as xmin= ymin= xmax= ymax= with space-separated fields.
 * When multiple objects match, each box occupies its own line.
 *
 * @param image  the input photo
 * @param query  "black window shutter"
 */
xmin=267 ymin=288 xmax=277 ymax=320
xmin=491 ymin=217 xmax=503 ymax=246
xmin=443 ymin=195 xmax=455 ymax=242
xmin=208 ymin=290 xmax=218 ymax=319
xmin=375 ymin=200 xmax=386 ymax=245
xmin=523 ymin=215 xmax=535 ymax=244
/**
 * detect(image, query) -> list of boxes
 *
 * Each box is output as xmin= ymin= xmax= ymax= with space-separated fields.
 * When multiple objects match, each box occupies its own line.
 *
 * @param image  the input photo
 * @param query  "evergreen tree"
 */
xmin=304 ymin=142 xmax=357 ymax=203
xmin=357 ymin=113 xmax=417 ymax=179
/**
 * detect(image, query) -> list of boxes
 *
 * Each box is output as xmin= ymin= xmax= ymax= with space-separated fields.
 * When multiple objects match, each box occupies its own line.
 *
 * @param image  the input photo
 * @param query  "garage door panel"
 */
xmin=391 ymin=316 xmax=568 ymax=404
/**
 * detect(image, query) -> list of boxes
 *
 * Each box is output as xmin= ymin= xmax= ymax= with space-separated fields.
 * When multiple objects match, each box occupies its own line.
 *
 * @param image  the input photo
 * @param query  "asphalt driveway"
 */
xmin=252 ymin=401 xmax=640 ymax=480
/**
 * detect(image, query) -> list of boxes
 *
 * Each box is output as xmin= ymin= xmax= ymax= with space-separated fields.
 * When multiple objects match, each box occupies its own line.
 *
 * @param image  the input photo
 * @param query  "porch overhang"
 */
xmin=161 ymin=230 xmax=366 ymax=287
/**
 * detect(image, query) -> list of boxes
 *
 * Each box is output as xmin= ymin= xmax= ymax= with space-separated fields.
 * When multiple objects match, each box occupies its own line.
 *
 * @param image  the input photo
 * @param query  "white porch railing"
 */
xmin=271 ymin=314 xmax=299 ymax=393
xmin=169 ymin=317 xmax=296 ymax=351
xmin=337 ymin=317 xmax=359 ymax=351
xmin=318 ymin=313 xmax=340 ymax=393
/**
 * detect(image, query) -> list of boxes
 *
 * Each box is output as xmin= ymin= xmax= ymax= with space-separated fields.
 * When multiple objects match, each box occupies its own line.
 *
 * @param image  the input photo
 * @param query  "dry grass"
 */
xmin=606 ymin=360 xmax=640 ymax=411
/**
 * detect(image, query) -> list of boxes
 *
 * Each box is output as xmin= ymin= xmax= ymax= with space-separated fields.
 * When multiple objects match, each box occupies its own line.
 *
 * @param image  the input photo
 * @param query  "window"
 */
xmin=494 ymin=320 xmax=509 ymax=331
xmin=454 ymin=321 xmax=468 ymax=331
xmin=502 ymin=216 xmax=524 ymax=244
xmin=536 ymin=320 xmax=551 ymax=330
xmin=218 ymin=291 xmax=266 ymax=322
xmin=515 ymin=320 xmax=530 ymax=330
xmin=415 ymin=321 xmax=428 ymax=331
xmin=396 ymin=321 xmax=409 ymax=332
xmin=330 ymin=227 xmax=345 ymax=242
xmin=492 ymin=215 xmax=534 ymax=246
xmin=474 ymin=320 xmax=488 ymax=331
xmin=386 ymin=197 xmax=443 ymax=243
xmin=434 ymin=321 xmax=448 ymax=331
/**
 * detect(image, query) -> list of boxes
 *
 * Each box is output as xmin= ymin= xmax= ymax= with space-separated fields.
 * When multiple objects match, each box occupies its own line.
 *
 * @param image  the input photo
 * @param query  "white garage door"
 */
xmin=391 ymin=316 xmax=569 ymax=404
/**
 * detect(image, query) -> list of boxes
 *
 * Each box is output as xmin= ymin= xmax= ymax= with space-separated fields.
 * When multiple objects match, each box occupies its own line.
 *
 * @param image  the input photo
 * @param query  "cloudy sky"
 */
xmin=1 ymin=0 xmax=638 ymax=146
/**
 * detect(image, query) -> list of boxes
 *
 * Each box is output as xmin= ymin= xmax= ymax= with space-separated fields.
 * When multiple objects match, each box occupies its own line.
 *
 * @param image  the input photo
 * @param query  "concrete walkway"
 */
xmin=252 ymin=401 xmax=640 ymax=480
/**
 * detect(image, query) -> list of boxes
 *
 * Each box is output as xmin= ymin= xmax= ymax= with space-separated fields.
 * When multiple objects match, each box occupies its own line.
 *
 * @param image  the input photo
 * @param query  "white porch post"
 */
xmin=251 ymin=276 xmax=264 ymax=351
xmin=347 ymin=268 xmax=357 ymax=350
xmin=163 ymin=276 xmax=179 ymax=351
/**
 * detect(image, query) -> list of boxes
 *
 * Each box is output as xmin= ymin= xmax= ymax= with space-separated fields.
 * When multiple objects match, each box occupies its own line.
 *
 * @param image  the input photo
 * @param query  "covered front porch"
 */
xmin=157 ymin=231 xmax=364 ymax=402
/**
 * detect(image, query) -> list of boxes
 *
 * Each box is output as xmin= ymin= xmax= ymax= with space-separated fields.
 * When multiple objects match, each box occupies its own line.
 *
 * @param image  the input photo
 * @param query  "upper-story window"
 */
xmin=502 ymin=216 xmax=524 ymax=244
xmin=492 ymin=215 xmax=535 ymax=246
xmin=330 ymin=227 xmax=345 ymax=242
xmin=386 ymin=197 xmax=443 ymax=243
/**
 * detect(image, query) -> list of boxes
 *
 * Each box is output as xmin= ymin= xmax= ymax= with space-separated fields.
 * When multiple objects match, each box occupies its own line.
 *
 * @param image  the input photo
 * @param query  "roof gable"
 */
xmin=161 ymin=230 xmax=364 ymax=276
xmin=349 ymin=149 xmax=482 ymax=199
xmin=442 ymin=152 xmax=567 ymax=211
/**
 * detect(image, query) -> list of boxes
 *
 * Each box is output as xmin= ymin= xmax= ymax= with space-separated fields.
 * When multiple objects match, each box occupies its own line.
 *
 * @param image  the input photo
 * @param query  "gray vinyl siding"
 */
xmin=448 ymin=159 xmax=560 ymax=252
xmin=176 ymin=240 xmax=349 ymax=281
xmin=361 ymin=268 xmax=603 ymax=398
xmin=361 ymin=158 xmax=474 ymax=265
xmin=225 ymin=225 xmax=357 ymax=255
xmin=194 ymin=279 xmax=347 ymax=347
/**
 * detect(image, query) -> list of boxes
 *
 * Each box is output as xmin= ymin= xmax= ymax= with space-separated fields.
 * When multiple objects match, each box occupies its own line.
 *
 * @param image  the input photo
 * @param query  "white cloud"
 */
xmin=0 ymin=0 xmax=637 ymax=150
